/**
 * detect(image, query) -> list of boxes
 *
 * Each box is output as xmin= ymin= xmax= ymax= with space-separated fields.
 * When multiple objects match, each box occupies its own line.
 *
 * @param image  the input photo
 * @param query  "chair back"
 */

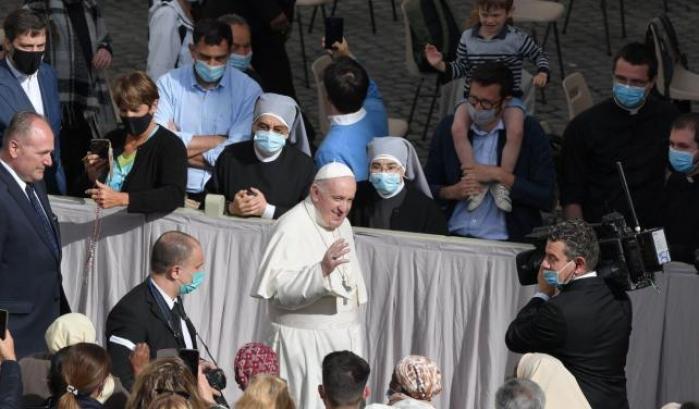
xmin=400 ymin=0 xmax=460 ymax=76
xmin=401 ymin=0 xmax=421 ymax=77
xmin=311 ymin=54 xmax=333 ymax=135
xmin=562 ymin=72 xmax=593 ymax=120
xmin=646 ymin=21 xmax=672 ymax=97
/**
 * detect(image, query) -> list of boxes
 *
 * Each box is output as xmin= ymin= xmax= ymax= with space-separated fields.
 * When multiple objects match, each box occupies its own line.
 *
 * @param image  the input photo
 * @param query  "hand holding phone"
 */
xmin=0 ymin=309 xmax=7 ymax=341
xmin=179 ymin=348 xmax=200 ymax=376
xmin=324 ymin=17 xmax=344 ymax=50
xmin=90 ymin=139 xmax=111 ymax=161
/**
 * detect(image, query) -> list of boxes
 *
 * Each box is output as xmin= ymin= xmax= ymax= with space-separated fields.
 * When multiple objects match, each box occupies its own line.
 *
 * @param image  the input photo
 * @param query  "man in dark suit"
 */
xmin=505 ymin=219 xmax=632 ymax=409
xmin=0 ymin=111 xmax=67 ymax=359
xmin=1 ymin=9 xmax=66 ymax=194
xmin=106 ymin=231 xmax=205 ymax=391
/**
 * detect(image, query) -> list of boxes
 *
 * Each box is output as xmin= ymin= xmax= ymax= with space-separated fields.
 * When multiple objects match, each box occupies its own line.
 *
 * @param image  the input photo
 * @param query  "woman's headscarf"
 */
xmin=44 ymin=313 xmax=117 ymax=404
xmin=253 ymin=93 xmax=311 ymax=156
xmin=388 ymin=355 xmax=442 ymax=404
xmin=516 ymin=353 xmax=591 ymax=409
xmin=367 ymin=137 xmax=432 ymax=198
xmin=233 ymin=342 xmax=280 ymax=390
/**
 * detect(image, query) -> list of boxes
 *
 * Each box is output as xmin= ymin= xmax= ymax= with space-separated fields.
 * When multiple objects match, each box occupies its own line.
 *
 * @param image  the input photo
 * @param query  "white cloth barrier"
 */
xmin=51 ymin=196 xmax=699 ymax=408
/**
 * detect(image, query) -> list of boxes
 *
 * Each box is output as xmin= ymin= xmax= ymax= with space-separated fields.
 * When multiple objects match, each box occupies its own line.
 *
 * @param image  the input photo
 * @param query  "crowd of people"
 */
xmin=1 ymin=0 xmax=698 ymax=407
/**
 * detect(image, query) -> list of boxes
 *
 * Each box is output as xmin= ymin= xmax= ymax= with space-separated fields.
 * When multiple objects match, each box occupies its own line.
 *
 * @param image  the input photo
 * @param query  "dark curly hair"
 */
xmin=547 ymin=219 xmax=600 ymax=271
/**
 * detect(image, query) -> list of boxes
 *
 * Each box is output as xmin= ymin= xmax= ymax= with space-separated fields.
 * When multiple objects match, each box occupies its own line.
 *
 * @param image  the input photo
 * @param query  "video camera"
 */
xmin=516 ymin=162 xmax=672 ymax=291
xmin=516 ymin=212 xmax=671 ymax=291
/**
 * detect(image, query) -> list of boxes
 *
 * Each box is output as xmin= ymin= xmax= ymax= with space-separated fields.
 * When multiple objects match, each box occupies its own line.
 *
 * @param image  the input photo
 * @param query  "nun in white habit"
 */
xmin=251 ymin=162 xmax=368 ymax=409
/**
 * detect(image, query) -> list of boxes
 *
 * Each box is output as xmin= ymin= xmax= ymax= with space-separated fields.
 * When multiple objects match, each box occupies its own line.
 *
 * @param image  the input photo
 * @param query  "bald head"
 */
xmin=151 ymin=231 xmax=201 ymax=275
xmin=1 ymin=111 xmax=54 ymax=183
xmin=310 ymin=176 xmax=356 ymax=230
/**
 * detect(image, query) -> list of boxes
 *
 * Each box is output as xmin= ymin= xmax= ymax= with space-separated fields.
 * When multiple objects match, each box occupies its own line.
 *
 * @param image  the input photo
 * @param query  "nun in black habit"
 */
xmin=350 ymin=137 xmax=448 ymax=235
xmin=206 ymin=93 xmax=315 ymax=219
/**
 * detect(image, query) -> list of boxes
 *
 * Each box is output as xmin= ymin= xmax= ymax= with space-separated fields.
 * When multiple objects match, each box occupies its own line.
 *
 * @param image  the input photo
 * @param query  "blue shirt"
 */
xmin=314 ymin=79 xmax=389 ymax=181
xmin=448 ymin=121 xmax=508 ymax=240
xmin=155 ymin=64 xmax=262 ymax=193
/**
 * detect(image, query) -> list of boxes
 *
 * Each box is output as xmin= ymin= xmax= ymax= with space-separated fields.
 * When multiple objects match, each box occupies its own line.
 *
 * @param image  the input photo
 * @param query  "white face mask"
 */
xmin=467 ymin=103 xmax=498 ymax=128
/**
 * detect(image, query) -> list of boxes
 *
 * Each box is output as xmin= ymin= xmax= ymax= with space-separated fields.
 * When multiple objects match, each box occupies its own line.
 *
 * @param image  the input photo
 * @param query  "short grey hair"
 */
xmin=2 ymin=111 xmax=46 ymax=148
xmin=150 ymin=231 xmax=199 ymax=275
xmin=495 ymin=379 xmax=545 ymax=409
xmin=217 ymin=14 xmax=249 ymax=28
xmin=547 ymin=219 xmax=600 ymax=271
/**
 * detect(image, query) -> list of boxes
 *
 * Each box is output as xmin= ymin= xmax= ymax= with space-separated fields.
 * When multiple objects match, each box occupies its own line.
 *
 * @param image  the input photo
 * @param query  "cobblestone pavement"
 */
xmin=4 ymin=0 xmax=697 ymax=159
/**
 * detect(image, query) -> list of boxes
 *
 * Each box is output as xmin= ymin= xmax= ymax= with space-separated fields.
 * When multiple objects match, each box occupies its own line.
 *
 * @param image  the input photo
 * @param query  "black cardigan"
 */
xmin=101 ymin=126 xmax=187 ymax=214
xmin=349 ymin=181 xmax=449 ymax=235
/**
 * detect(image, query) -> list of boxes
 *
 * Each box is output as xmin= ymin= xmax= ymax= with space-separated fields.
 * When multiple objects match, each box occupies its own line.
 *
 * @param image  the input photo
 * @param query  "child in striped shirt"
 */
xmin=424 ymin=0 xmax=549 ymax=212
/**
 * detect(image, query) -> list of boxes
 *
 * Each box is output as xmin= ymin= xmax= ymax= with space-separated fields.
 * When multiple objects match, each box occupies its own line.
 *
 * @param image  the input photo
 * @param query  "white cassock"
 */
xmin=252 ymin=196 xmax=368 ymax=409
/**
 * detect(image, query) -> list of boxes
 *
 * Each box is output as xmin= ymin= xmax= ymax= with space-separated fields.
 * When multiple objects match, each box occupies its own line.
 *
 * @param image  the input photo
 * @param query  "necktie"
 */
xmin=170 ymin=301 xmax=185 ymax=348
xmin=25 ymin=184 xmax=60 ymax=257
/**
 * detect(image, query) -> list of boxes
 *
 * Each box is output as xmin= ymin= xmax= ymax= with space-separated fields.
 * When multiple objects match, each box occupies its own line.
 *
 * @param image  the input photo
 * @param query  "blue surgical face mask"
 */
xmin=229 ymin=52 xmax=253 ymax=71
xmin=254 ymin=130 xmax=287 ymax=155
xmin=180 ymin=271 xmax=205 ymax=295
xmin=467 ymin=103 xmax=498 ymax=128
xmin=194 ymin=60 xmax=225 ymax=83
xmin=613 ymin=82 xmax=647 ymax=111
xmin=369 ymin=172 xmax=403 ymax=197
xmin=542 ymin=261 xmax=575 ymax=289
xmin=668 ymin=147 xmax=697 ymax=173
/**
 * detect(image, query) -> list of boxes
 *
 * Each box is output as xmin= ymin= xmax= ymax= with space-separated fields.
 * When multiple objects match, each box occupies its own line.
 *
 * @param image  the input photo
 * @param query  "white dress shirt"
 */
xmin=150 ymin=278 xmax=195 ymax=349
xmin=6 ymin=57 xmax=44 ymax=116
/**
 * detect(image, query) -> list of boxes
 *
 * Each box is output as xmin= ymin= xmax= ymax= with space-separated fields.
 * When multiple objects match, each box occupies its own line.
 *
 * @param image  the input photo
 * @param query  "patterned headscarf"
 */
xmin=233 ymin=343 xmax=280 ymax=390
xmin=388 ymin=355 xmax=442 ymax=404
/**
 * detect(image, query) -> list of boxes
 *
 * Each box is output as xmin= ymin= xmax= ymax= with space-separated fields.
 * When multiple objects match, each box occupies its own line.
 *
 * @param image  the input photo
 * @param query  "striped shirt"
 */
xmin=446 ymin=24 xmax=550 ymax=97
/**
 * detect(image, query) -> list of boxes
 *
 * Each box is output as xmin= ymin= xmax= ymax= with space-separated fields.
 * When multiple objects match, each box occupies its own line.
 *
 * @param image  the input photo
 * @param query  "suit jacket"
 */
xmin=0 ymin=164 xmax=64 ymax=359
xmin=105 ymin=280 xmax=198 ymax=391
xmin=505 ymin=277 xmax=632 ymax=409
xmin=425 ymin=115 xmax=555 ymax=241
xmin=0 ymin=361 xmax=22 ymax=409
xmin=349 ymin=181 xmax=449 ymax=235
xmin=0 ymin=59 xmax=66 ymax=194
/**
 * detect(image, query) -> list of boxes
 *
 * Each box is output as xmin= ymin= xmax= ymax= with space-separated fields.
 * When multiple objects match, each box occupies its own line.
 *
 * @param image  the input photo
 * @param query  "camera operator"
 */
xmin=105 ymin=231 xmax=224 ymax=397
xmin=505 ymin=219 xmax=632 ymax=409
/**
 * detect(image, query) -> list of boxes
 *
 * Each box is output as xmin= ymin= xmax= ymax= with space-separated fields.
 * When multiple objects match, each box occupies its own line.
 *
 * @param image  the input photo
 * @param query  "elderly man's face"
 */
xmin=8 ymin=119 xmax=54 ymax=183
xmin=230 ymin=24 xmax=252 ymax=56
xmin=310 ymin=176 xmax=356 ymax=229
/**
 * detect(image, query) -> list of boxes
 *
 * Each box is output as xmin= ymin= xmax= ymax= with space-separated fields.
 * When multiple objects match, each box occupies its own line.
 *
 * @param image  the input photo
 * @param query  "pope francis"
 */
xmin=252 ymin=162 xmax=368 ymax=409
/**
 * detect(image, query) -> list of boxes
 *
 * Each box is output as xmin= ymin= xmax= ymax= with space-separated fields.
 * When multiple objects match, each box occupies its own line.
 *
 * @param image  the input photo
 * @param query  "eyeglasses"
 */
xmin=467 ymin=95 xmax=502 ymax=110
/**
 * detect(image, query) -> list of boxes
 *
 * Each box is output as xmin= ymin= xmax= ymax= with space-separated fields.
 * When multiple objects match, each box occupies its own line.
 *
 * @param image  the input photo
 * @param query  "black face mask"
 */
xmin=11 ymin=48 xmax=43 ymax=75
xmin=120 ymin=113 xmax=153 ymax=136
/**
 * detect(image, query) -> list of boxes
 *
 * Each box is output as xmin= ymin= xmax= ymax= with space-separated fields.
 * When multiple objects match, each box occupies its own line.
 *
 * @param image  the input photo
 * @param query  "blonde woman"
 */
xmin=234 ymin=374 xmax=295 ymax=409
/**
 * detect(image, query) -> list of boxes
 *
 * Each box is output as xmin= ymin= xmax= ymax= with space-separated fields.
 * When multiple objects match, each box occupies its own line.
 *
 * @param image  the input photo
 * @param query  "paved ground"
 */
xmin=5 ymin=0 xmax=697 ymax=158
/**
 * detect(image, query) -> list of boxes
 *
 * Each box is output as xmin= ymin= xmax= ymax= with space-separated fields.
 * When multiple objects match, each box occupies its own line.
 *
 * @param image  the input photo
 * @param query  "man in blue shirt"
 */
xmin=155 ymin=19 xmax=262 ymax=200
xmin=425 ymin=62 xmax=555 ymax=241
xmin=314 ymin=40 xmax=388 ymax=181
